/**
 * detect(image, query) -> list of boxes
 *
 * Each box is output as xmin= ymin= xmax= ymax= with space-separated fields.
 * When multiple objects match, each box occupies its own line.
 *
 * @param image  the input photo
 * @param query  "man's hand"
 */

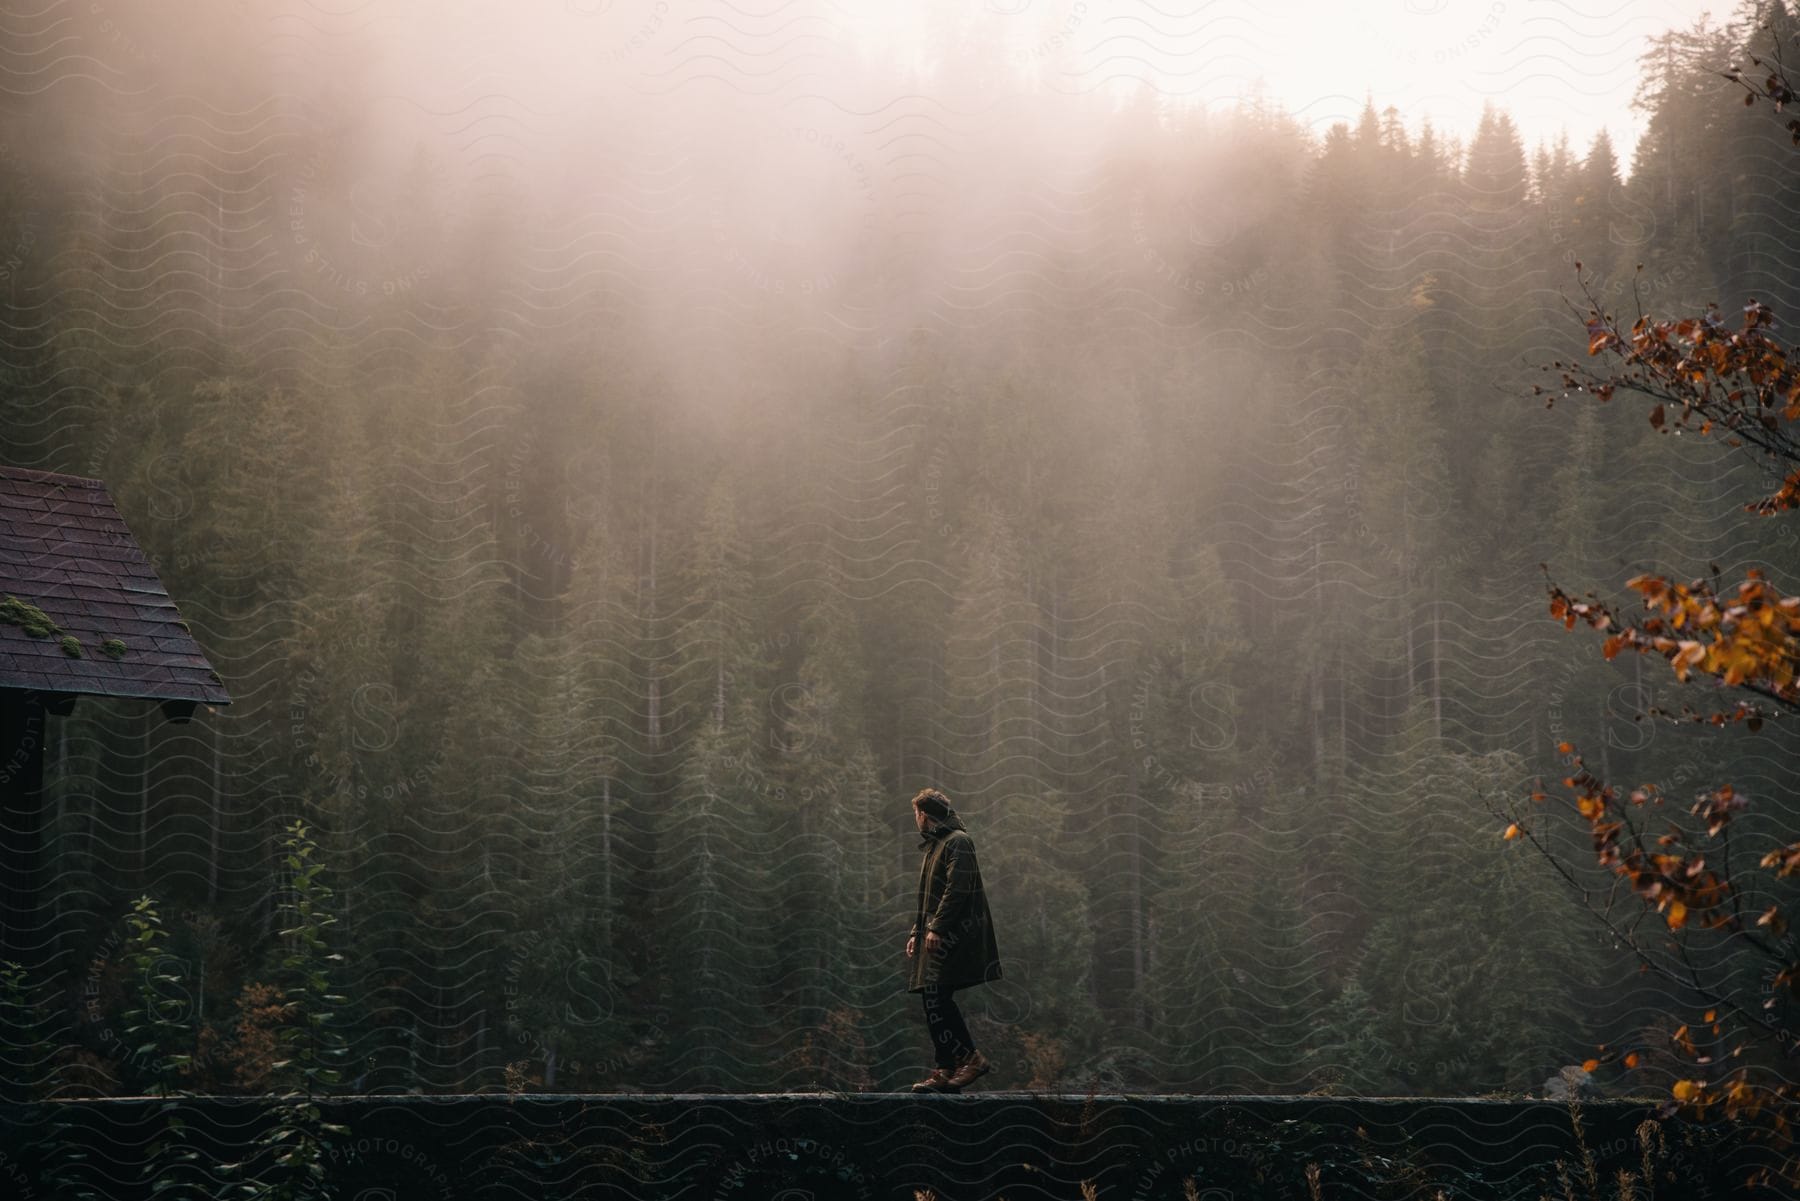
xmin=906 ymin=934 xmax=916 ymax=958
xmin=924 ymin=931 xmax=942 ymax=954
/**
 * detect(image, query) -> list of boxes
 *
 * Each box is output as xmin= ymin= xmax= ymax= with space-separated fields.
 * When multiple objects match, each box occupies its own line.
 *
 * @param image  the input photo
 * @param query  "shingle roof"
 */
xmin=0 ymin=465 xmax=230 ymax=705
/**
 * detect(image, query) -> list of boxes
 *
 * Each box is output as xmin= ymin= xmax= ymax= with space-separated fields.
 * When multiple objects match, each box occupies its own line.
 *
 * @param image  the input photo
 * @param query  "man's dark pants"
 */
xmin=920 ymin=982 xmax=975 ymax=1068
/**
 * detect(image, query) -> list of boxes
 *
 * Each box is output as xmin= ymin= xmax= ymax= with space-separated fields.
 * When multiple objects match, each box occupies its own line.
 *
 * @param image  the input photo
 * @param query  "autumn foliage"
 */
xmin=1549 ymin=569 xmax=1799 ymax=712
xmin=1504 ymin=37 xmax=1800 ymax=1177
xmin=1523 ymin=562 xmax=1800 ymax=1186
xmin=1517 ymin=175 xmax=1800 ymax=1183
xmin=1544 ymin=296 xmax=1800 ymax=516
xmin=1725 ymin=21 xmax=1800 ymax=146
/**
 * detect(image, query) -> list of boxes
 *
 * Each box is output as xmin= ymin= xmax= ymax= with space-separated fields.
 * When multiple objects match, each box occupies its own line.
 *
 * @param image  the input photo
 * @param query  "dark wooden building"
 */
xmin=0 ymin=464 xmax=230 ymax=989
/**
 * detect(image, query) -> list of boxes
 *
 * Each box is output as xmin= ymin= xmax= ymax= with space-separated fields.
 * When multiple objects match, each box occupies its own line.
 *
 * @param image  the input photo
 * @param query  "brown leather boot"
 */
xmin=945 ymin=1049 xmax=991 ymax=1090
xmin=909 ymin=1065 xmax=960 ymax=1093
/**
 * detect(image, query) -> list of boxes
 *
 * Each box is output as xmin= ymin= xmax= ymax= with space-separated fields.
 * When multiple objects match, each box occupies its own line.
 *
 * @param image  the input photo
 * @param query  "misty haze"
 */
xmin=2 ymin=1 xmax=1799 ymax=1197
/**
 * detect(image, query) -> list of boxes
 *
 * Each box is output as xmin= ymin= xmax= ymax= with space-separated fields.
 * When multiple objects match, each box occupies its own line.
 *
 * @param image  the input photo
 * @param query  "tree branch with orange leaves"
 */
xmin=1519 ymin=197 xmax=1800 ymax=1189
xmin=1545 ymin=566 xmax=1800 ymax=722
xmin=1724 ymin=17 xmax=1800 ymax=148
xmin=1541 ymin=280 xmax=1800 ymax=516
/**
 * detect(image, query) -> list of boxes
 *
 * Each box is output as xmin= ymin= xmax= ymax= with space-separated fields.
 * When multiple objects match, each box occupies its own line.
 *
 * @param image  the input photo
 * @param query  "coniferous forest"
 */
xmin=2 ymin=0 xmax=1799 ymax=1111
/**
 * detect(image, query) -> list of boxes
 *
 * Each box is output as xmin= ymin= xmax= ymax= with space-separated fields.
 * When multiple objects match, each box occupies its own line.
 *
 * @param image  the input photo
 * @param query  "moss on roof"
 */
xmin=1 ymin=594 xmax=62 ymax=639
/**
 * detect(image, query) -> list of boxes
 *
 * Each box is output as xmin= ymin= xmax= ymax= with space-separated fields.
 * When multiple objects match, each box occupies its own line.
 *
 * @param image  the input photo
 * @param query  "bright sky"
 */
xmin=371 ymin=0 xmax=1739 ymax=179
xmin=841 ymin=0 xmax=1736 ymax=169
xmin=1229 ymin=0 xmax=1731 ymax=165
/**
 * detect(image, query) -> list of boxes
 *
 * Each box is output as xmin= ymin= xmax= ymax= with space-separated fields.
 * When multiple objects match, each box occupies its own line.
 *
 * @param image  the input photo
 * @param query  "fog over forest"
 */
xmin=1 ymin=0 xmax=1798 ymax=1104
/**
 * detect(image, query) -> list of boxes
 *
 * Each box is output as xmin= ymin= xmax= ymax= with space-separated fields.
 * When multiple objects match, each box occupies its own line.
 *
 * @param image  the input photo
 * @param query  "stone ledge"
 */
xmin=0 ymin=1093 xmax=1770 ymax=1200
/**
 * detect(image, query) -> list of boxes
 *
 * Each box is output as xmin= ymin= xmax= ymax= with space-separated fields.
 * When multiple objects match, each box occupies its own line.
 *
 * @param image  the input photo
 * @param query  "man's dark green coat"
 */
xmin=907 ymin=808 xmax=1002 ymax=993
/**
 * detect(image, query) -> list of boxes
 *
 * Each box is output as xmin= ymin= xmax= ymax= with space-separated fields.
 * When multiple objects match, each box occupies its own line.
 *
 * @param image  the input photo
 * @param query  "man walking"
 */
xmin=905 ymin=787 xmax=1002 ymax=1093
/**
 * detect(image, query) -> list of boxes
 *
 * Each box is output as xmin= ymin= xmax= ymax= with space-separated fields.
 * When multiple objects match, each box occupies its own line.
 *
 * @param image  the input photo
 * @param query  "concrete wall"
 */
xmin=0 ymin=1093 xmax=1770 ymax=1199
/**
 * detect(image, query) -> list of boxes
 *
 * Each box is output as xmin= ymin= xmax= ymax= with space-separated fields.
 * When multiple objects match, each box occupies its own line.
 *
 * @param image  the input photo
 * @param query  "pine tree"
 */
xmin=1465 ymin=103 xmax=1529 ymax=215
xmin=649 ymin=478 xmax=779 ymax=1087
xmin=1344 ymin=322 xmax=1453 ymax=734
xmin=1323 ymin=704 xmax=1594 ymax=1093
xmin=769 ymin=583 xmax=899 ymax=1088
xmin=497 ymin=623 xmax=637 ymax=1090
xmin=937 ymin=501 xmax=1098 ymax=1083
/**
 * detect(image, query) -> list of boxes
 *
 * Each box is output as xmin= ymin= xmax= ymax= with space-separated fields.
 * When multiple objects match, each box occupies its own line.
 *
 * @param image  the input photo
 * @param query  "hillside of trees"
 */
xmin=2 ymin=1 xmax=1797 ymax=1097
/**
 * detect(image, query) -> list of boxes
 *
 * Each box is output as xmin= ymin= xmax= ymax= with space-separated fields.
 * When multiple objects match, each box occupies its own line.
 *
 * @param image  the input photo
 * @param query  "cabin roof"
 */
xmin=0 ymin=465 xmax=230 ymax=705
